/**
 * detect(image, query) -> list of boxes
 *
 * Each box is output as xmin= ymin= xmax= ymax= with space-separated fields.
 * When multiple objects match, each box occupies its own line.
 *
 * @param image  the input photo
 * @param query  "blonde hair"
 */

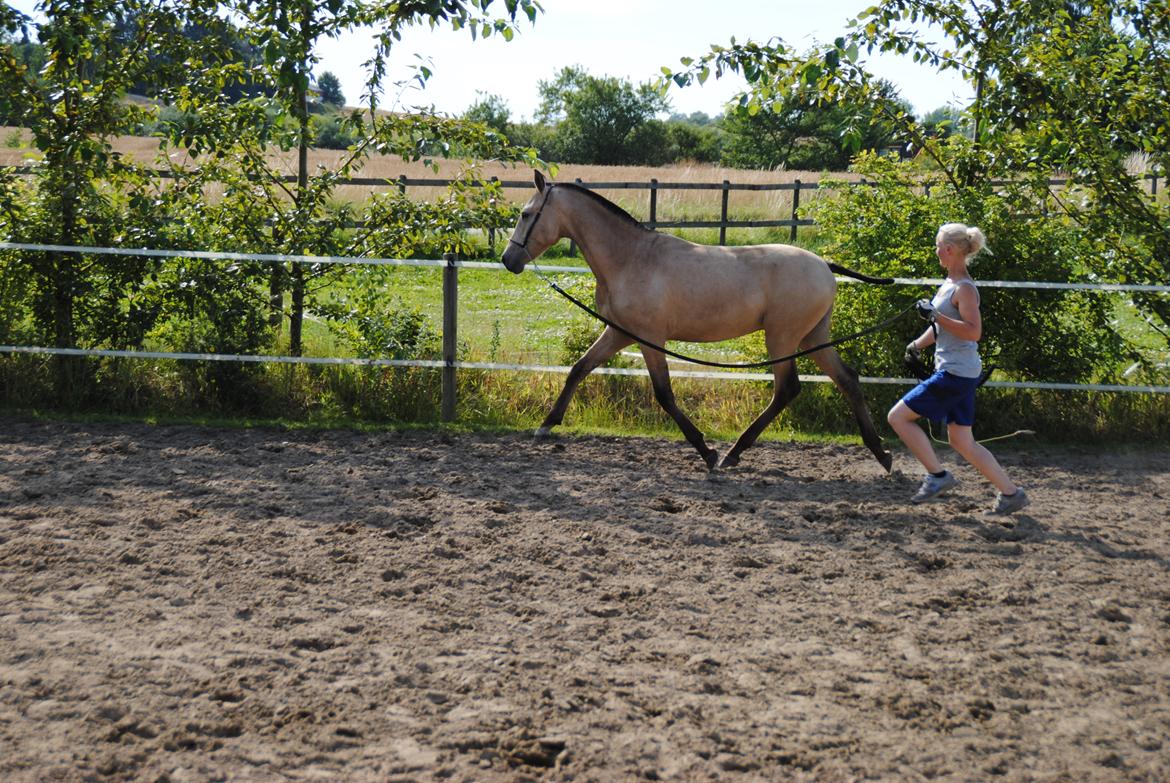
xmin=937 ymin=222 xmax=987 ymax=263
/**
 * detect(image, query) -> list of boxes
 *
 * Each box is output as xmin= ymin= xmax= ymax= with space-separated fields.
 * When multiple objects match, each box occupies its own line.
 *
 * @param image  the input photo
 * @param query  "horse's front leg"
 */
xmin=640 ymin=346 xmax=719 ymax=470
xmin=537 ymin=326 xmax=633 ymax=437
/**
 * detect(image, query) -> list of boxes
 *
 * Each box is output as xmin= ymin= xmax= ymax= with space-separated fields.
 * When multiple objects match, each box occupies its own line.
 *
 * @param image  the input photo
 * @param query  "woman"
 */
xmin=887 ymin=223 xmax=1030 ymax=515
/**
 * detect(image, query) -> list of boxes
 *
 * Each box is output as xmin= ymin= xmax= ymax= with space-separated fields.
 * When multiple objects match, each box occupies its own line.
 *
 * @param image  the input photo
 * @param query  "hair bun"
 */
xmin=966 ymin=227 xmax=986 ymax=257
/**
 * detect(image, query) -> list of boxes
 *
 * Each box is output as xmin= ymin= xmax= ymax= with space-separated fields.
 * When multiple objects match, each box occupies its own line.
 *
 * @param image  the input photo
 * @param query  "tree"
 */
xmin=316 ymin=70 xmax=345 ymax=106
xmin=919 ymin=105 xmax=967 ymax=140
xmin=720 ymin=78 xmax=911 ymax=170
xmin=464 ymin=92 xmax=510 ymax=133
xmin=225 ymin=0 xmax=542 ymax=356
xmin=536 ymin=66 xmax=670 ymax=164
xmin=665 ymin=1 xmax=1170 ymax=361
xmin=0 ymin=0 xmax=233 ymax=399
xmin=665 ymin=119 xmax=722 ymax=163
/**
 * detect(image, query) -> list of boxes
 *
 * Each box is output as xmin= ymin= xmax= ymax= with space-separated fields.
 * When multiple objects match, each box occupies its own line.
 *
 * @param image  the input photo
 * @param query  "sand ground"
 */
xmin=2 ymin=417 xmax=1168 ymax=782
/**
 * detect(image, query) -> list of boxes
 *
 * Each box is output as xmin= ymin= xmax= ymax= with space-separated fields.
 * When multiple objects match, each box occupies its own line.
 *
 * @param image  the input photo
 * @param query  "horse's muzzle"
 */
xmin=501 ymin=243 xmax=528 ymax=274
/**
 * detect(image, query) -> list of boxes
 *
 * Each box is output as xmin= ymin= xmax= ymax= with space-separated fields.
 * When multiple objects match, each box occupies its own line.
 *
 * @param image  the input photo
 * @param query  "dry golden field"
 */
xmin=0 ymin=126 xmax=851 ymax=221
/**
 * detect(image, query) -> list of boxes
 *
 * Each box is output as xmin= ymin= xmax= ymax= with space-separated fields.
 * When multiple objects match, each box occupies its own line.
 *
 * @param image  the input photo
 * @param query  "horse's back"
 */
xmin=622 ymin=236 xmax=838 ymax=342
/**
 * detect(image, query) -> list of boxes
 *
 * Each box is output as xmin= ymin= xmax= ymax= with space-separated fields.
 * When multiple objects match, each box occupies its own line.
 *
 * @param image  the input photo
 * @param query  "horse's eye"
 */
xmin=521 ymin=211 xmax=532 ymax=220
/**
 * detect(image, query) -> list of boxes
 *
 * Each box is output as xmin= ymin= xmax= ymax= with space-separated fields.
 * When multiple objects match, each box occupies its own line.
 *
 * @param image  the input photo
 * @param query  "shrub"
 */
xmin=804 ymin=153 xmax=1127 ymax=386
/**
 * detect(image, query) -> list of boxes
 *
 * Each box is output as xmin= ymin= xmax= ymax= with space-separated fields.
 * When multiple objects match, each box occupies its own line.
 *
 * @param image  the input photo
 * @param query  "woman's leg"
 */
xmin=887 ymin=400 xmax=944 ymax=473
xmin=947 ymin=424 xmax=1018 ymax=495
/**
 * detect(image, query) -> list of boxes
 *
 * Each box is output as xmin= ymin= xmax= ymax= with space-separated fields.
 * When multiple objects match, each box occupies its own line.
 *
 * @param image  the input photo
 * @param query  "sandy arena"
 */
xmin=1 ymin=416 xmax=1168 ymax=782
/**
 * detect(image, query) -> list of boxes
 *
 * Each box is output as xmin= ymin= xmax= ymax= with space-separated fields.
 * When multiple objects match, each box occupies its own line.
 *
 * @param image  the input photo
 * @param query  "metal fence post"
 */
xmin=441 ymin=253 xmax=457 ymax=422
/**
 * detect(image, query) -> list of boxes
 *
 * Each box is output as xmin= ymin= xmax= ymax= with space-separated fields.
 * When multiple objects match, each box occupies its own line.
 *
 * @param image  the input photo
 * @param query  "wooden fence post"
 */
xmin=720 ymin=180 xmax=730 ymax=245
xmin=790 ymin=179 xmax=801 ymax=243
xmin=488 ymin=176 xmax=499 ymax=254
xmin=649 ymin=177 xmax=658 ymax=227
xmin=441 ymin=253 xmax=457 ymax=422
xmin=569 ymin=178 xmax=585 ymax=257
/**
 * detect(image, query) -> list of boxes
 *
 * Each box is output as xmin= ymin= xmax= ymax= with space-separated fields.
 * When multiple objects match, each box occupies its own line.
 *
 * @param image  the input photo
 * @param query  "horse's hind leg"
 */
xmin=720 ymin=358 xmax=800 ymax=469
xmin=804 ymin=320 xmax=893 ymax=472
xmin=641 ymin=347 xmax=719 ymax=470
xmin=537 ymin=326 xmax=633 ymax=437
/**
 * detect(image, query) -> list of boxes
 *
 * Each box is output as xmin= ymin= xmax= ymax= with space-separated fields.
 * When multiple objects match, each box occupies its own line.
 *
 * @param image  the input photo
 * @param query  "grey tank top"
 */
xmin=932 ymin=279 xmax=982 ymax=378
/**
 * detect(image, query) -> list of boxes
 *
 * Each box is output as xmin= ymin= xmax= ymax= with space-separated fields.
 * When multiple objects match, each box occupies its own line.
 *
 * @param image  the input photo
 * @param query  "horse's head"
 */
xmin=502 ymin=171 xmax=558 ymax=273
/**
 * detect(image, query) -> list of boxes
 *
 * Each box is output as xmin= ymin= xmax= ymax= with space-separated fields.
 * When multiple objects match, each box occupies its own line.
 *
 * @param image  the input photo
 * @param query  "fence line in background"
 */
xmin=2 ymin=242 xmax=1168 ymax=422
xmin=4 ymin=167 xmax=1162 ymax=246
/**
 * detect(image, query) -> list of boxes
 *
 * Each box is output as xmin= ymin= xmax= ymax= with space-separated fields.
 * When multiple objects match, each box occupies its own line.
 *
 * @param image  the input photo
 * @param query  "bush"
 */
xmin=804 ymin=152 xmax=1127 ymax=386
xmin=313 ymin=112 xmax=362 ymax=150
xmin=666 ymin=121 xmax=722 ymax=163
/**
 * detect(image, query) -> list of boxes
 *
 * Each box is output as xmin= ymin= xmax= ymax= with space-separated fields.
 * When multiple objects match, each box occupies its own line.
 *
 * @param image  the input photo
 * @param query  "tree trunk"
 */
xmin=52 ymin=178 xmax=81 ymax=402
xmin=289 ymin=54 xmax=310 ymax=357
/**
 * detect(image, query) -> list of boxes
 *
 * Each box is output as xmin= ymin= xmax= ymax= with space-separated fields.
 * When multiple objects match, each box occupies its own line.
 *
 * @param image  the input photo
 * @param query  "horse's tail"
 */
xmin=827 ymin=261 xmax=894 ymax=285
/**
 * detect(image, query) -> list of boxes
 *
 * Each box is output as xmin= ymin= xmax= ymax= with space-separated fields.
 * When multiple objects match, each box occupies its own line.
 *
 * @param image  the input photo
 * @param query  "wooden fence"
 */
xmin=373 ymin=176 xmax=817 ymax=245
xmin=6 ymin=165 xmax=1161 ymax=249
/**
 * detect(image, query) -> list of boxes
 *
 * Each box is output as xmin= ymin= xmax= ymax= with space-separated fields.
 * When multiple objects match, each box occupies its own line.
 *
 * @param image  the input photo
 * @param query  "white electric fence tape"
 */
xmin=1 ymin=242 xmax=1167 ymax=393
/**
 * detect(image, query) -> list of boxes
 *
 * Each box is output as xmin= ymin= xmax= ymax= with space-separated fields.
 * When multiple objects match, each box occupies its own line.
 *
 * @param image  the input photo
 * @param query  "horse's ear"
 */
xmin=534 ymin=170 xmax=547 ymax=193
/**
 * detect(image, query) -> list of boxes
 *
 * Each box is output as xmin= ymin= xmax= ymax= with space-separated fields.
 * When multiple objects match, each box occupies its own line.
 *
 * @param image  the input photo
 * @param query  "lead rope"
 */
xmin=927 ymin=421 xmax=1035 ymax=445
xmin=529 ymin=260 xmax=918 ymax=369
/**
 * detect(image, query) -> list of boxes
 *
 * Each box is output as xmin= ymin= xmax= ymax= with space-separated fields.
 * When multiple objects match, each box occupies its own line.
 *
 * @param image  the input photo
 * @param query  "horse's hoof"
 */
xmin=719 ymin=453 xmax=740 ymax=469
xmin=534 ymin=426 xmax=553 ymax=440
xmin=703 ymin=450 xmax=720 ymax=471
xmin=878 ymin=450 xmax=893 ymax=473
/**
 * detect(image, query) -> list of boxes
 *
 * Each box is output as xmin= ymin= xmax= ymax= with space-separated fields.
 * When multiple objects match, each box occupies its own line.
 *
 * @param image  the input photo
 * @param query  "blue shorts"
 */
xmin=902 ymin=370 xmax=979 ymax=426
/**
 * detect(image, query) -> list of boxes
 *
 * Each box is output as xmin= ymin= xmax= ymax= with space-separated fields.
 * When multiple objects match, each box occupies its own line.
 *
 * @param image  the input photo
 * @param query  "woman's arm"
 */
xmin=910 ymin=325 xmax=937 ymax=351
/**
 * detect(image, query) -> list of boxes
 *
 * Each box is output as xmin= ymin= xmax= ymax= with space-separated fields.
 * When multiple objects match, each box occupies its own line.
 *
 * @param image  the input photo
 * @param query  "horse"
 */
xmin=502 ymin=171 xmax=894 ymax=473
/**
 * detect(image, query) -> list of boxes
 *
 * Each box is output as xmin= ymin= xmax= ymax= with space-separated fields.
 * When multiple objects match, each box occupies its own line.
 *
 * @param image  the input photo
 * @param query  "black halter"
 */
xmin=507 ymin=184 xmax=554 ymax=261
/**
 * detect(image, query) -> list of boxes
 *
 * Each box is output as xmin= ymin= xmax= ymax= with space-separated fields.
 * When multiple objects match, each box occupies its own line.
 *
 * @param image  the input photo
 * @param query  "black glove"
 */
xmin=903 ymin=341 xmax=931 ymax=380
xmin=914 ymin=299 xmax=936 ymax=322
xmin=904 ymin=341 xmax=921 ymax=364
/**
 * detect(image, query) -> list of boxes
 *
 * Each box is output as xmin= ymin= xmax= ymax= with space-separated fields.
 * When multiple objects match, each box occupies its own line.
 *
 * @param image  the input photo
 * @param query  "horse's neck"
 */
xmin=561 ymin=196 xmax=649 ymax=282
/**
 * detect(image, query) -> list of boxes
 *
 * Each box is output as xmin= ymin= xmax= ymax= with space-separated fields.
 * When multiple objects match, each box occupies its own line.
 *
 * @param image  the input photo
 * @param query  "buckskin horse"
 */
xmin=502 ymin=171 xmax=894 ymax=472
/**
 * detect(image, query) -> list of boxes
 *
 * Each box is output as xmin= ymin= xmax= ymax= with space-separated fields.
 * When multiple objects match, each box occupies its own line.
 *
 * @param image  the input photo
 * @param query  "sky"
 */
xmin=313 ymin=0 xmax=974 ymax=120
xmin=8 ymin=0 xmax=973 ymax=120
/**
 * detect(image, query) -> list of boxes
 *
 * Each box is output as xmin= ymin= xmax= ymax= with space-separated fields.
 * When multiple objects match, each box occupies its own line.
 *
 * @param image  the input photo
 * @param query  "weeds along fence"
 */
xmin=2 ymin=242 xmax=1168 ymax=424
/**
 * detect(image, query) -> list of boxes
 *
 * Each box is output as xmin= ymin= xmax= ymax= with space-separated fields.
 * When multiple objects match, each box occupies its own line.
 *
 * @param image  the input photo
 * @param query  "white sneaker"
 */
xmin=987 ymin=488 xmax=1030 ymax=515
xmin=911 ymin=471 xmax=957 ymax=503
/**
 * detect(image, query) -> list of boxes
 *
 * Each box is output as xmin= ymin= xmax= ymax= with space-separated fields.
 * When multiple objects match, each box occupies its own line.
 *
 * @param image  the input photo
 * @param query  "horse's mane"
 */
xmin=558 ymin=183 xmax=651 ymax=231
